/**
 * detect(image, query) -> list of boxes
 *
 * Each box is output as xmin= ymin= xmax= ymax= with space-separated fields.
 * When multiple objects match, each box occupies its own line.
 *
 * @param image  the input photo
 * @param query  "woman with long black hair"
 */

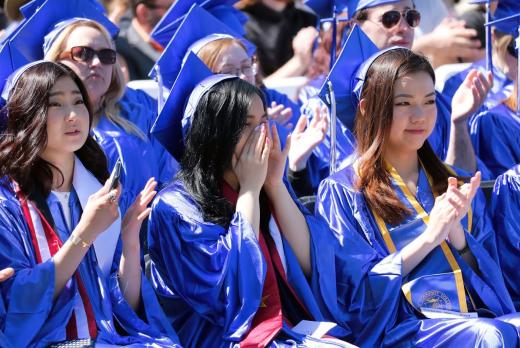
xmin=0 ymin=61 xmax=180 ymax=347
xmin=148 ymin=73 xmax=351 ymax=347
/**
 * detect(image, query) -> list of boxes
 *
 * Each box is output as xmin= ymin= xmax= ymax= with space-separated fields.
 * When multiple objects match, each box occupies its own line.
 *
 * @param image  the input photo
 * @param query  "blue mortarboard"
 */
xmin=150 ymin=4 xmax=254 ymax=90
xmin=151 ymin=0 xmax=247 ymax=47
xmin=304 ymin=0 xmax=349 ymax=19
xmin=0 ymin=0 xmax=118 ymax=97
xmin=151 ymin=52 xmax=236 ymax=160
xmin=488 ymin=0 xmax=520 ymax=36
xmin=345 ymin=0 xmax=402 ymax=18
xmin=318 ymin=24 xmax=379 ymax=130
xmin=486 ymin=0 xmax=520 ymax=115
xmin=7 ymin=0 xmax=117 ymax=62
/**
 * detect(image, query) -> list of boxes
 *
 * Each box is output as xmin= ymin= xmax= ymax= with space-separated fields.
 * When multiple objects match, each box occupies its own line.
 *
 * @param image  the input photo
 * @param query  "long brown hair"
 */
xmin=0 ymin=62 xmax=109 ymax=197
xmin=355 ymin=48 xmax=453 ymax=225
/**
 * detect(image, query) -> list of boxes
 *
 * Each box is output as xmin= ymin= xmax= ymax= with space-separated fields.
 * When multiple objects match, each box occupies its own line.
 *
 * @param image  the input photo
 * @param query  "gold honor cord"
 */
xmin=371 ymin=163 xmax=470 ymax=313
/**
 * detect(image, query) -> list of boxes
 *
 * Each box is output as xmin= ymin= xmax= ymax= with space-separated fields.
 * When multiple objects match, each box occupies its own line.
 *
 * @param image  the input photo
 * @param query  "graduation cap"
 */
xmin=151 ymin=0 xmax=247 ymax=48
xmin=7 ymin=0 xmax=117 ymax=62
xmin=486 ymin=0 xmax=520 ymax=115
xmin=0 ymin=0 xmax=118 ymax=93
xmin=150 ymin=3 xmax=254 ymax=90
xmin=151 ymin=52 xmax=236 ymax=160
xmin=345 ymin=0 xmax=403 ymax=19
xmin=1 ymin=59 xmax=48 ymax=103
xmin=317 ymin=24 xmax=380 ymax=131
xmin=304 ymin=0 xmax=349 ymax=19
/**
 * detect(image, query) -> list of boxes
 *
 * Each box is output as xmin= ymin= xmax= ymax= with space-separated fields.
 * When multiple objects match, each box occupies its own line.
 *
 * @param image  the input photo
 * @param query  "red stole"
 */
xmin=15 ymin=185 xmax=98 ymax=340
xmin=221 ymin=183 xmax=310 ymax=348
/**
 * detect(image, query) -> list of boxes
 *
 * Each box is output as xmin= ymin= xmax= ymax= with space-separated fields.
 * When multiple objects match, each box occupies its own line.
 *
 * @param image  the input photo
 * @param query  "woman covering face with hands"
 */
xmin=0 ymin=61 xmax=179 ymax=347
xmin=148 ymin=76 xmax=351 ymax=347
xmin=315 ymin=48 xmax=520 ymax=347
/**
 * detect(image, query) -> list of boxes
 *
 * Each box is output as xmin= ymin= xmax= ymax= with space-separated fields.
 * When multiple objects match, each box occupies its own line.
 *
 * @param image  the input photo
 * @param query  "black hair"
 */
xmin=177 ymin=78 xmax=266 ymax=226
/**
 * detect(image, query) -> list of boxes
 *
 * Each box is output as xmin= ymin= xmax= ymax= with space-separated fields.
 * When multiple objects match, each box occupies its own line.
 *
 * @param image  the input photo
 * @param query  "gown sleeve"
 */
xmin=470 ymin=110 xmax=520 ymax=179
xmin=147 ymin=186 xmax=266 ymax=341
xmin=0 ymin=197 xmax=76 ymax=346
xmin=315 ymin=176 xmax=406 ymax=346
xmin=491 ymin=169 xmax=520 ymax=311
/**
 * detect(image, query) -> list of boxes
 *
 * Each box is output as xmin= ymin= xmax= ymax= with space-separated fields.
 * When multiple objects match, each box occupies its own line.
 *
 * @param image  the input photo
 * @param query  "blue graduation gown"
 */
xmin=118 ymin=87 xmax=179 ymax=187
xmin=314 ymin=164 xmax=520 ymax=347
xmin=442 ymin=59 xmax=513 ymax=110
xmin=491 ymin=164 xmax=520 ymax=311
xmin=470 ymin=103 xmax=520 ymax=179
xmin=0 ymin=180 xmax=181 ymax=347
xmin=148 ymin=180 xmax=351 ymax=347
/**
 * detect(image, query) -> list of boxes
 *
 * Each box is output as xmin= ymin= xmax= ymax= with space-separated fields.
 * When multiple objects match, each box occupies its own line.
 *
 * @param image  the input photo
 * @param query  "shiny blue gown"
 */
xmin=470 ymin=102 xmax=520 ymax=179
xmin=148 ymin=180 xmax=352 ymax=347
xmin=315 ymin=162 xmax=520 ymax=347
xmin=491 ymin=164 xmax=520 ymax=311
xmin=0 ymin=179 xmax=181 ymax=347
xmin=93 ymin=88 xmax=179 ymax=202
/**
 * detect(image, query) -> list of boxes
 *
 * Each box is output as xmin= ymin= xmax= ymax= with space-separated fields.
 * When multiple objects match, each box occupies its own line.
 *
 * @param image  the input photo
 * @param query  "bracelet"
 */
xmin=69 ymin=233 xmax=92 ymax=249
xmin=457 ymin=244 xmax=470 ymax=256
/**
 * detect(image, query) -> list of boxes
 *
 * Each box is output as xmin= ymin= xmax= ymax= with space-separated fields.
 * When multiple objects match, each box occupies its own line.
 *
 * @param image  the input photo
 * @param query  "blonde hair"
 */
xmin=44 ymin=19 xmax=145 ymax=139
xmin=197 ymin=38 xmax=263 ymax=86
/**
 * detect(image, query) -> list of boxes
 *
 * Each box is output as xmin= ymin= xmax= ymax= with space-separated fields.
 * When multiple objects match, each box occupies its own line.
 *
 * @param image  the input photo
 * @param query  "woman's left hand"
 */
xmin=121 ymin=178 xmax=158 ymax=247
xmin=265 ymin=123 xmax=291 ymax=190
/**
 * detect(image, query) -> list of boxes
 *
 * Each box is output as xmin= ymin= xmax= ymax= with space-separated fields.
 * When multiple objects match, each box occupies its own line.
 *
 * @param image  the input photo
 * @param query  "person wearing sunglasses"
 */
xmin=354 ymin=2 xmax=420 ymax=49
xmin=467 ymin=1 xmax=520 ymax=179
xmin=43 ymin=18 xmax=178 ymax=230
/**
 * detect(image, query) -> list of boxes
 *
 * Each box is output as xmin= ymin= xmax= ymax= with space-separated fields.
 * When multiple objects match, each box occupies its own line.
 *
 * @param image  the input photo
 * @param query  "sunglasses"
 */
xmin=59 ymin=46 xmax=117 ymax=65
xmin=507 ymin=40 xmax=518 ymax=58
xmin=380 ymin=9 xmax=421 ymax=29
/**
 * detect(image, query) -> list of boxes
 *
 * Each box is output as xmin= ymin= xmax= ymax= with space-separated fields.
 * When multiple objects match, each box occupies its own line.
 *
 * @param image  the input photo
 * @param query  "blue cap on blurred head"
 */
xmin=304 ymin=0 xmax=349 ymax=19
xmin=317 ymin=24 xmax=379 ymax=130
xmin=345 ymin=0 xmax=403 ymax=19
xmin=151 ymin=52 xmax=236 ymax=160
xmin=150 ymin=3 xmax=254 ymax=90
xmin=487 ymin=0 xmax=520 ymax=36
xmin=151 ymin=0 xmax=247 ymax=48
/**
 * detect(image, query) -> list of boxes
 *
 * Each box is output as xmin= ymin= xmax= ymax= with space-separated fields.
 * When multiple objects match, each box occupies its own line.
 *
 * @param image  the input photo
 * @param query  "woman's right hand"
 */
xmin=76 ymin=178 xmax=121 ymax=242
xmin=232 ymin=123 xmax=270 ymax=193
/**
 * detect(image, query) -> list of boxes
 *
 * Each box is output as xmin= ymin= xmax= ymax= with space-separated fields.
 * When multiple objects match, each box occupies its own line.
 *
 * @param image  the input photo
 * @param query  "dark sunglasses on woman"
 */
xmin=380 ymin=9 xmax=421 ymax=29
xmin=59 ymin=46 xmax=117 ymax=65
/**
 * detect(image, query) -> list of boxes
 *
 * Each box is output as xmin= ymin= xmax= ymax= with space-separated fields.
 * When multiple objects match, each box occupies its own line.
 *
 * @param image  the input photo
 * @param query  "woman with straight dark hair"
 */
xmin=316 ymin=48 xmax=520 ymax=347
xmin=148 ymin=74 xmax=351 ymax=347
xmin=0 ymin=61 xmax=180 ymax=347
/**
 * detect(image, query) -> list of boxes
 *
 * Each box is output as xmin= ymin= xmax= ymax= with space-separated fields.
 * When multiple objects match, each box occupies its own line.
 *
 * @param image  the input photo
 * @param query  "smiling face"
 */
xmin=41 ymin=76 xmax=90 ymax=161
xmin=357 ymin=0 xmax=415 ymax=49
xmin=385 ymin=71 xmax=437 ymax=157
xmin=58 ymin=25 xmax=114 ymax=108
